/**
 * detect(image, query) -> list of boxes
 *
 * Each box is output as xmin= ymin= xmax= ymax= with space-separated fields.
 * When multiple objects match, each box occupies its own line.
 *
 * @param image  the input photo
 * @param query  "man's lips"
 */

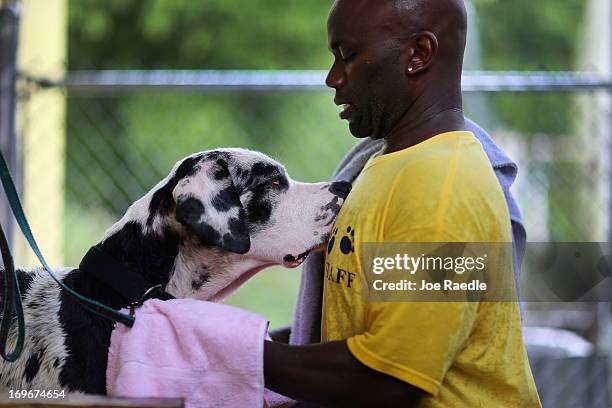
xmin=339 ymin=103 xmax=353 ymax=120
xmin=335 ymin=99 xmax=353 ymax=120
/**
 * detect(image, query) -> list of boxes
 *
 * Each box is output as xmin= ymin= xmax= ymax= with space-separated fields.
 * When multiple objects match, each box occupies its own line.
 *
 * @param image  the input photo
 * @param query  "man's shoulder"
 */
xmin=383 ymin=134 xmax=510 ymax=240
xmin=389 ymin=132 xmax=497 ymax=194
xmin=352 ymin=131 xmax=506 ymax=213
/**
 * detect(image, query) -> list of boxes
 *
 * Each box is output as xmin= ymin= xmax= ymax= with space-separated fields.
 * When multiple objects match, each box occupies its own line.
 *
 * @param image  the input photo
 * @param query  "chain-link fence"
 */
xmin=6 ymin=69 xmax=612 ymax=406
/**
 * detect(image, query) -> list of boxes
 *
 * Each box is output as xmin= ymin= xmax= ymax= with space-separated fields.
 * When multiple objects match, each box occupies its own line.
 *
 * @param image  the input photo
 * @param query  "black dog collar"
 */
xmin=79 ymin=245 xmax=175 ymax=314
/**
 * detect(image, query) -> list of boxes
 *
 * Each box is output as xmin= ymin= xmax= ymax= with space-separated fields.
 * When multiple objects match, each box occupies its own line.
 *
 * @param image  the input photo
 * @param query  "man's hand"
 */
xmin=264 ymin=340 xmax=423 ymax=407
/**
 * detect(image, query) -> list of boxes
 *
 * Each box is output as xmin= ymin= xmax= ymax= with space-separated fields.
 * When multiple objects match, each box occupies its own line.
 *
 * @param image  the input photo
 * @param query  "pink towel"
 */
xmin=106 ymin=299 xmax=269 ymax=408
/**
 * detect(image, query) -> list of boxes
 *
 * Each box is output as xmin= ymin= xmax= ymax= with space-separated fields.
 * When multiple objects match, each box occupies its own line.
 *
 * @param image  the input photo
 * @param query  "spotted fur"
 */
xmin=0 ymin=148 xmax=351 ymax=394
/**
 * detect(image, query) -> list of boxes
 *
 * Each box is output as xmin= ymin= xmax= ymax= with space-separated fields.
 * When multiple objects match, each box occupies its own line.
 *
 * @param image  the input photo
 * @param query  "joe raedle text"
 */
xmin=372 ymin=279 xmax=488 ymax=292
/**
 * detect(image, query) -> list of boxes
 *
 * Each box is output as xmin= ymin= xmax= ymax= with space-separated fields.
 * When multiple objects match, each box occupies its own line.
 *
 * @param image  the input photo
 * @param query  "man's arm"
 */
xmin=264 ymin=340 xmax=423 ymax=407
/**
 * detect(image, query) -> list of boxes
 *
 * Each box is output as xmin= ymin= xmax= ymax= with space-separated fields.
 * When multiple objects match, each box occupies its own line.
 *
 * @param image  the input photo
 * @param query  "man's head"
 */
xmin=326 ymin=0 xmax=468 ymax=140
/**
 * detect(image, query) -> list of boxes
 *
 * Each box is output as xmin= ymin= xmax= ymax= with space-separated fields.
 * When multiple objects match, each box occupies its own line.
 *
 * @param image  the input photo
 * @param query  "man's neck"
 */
xmin=382 ymin=106 xmax=467 ymax=154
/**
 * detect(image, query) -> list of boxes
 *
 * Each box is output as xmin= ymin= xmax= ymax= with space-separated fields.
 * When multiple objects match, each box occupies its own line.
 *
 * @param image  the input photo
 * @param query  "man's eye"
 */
xmin=338 ymin=49 xmax=356 ymax=62
xmin=340 ymin=51 xmax=356 ymax=63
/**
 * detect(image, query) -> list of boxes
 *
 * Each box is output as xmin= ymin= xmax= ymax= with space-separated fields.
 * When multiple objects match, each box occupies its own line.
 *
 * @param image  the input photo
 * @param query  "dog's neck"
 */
xmin=96 ymin=220 xmax=180 ymax=295
xmin=166 ymin=243 xmax=273 ymax=301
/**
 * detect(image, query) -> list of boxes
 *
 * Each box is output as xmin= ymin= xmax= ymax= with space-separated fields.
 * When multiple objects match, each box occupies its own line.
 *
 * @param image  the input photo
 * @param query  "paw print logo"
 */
xmin=339 ymin=227 xmax=355 ymax=255
xmin=327 ymin=227 xmax=339 ymax=255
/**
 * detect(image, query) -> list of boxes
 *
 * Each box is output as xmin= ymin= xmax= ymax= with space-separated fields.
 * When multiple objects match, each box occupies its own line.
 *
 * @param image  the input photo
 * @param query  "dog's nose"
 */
xmin=329 ymin=181 xmax=352 ymax=199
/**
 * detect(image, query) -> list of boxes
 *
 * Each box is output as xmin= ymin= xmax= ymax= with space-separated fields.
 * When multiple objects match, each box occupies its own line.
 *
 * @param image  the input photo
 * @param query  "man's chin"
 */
xmin=349 ymin=120 xmax=388 ymax=140
xmin=348 ymin=122 xmax=371 ymax=139
xmin=348 ymin=117 xmax=384 ymax=140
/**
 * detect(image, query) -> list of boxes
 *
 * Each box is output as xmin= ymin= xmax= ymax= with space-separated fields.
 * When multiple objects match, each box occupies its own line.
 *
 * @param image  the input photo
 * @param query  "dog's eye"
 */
xmin=271 ymin=177 xmax=282 ymax=186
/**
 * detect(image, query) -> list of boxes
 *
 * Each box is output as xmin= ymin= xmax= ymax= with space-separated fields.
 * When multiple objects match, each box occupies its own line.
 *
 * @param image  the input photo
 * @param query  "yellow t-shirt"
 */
xmin=322 ymin=131 xmax=541 ymax=407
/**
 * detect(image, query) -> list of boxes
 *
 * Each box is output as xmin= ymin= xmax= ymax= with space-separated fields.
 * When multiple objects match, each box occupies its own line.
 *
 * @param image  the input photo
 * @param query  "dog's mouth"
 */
xmin=282 ymin=241 xmax=328 ymax=269
xmin=283 ymin=250 xmax=311 ymax=268
xmin=281 ymin=213 xmax=339 ymax=269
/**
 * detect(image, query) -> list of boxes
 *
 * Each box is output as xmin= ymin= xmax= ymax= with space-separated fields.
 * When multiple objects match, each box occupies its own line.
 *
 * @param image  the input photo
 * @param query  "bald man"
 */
xmin=264 ymin=1 xmax=541 ymax=406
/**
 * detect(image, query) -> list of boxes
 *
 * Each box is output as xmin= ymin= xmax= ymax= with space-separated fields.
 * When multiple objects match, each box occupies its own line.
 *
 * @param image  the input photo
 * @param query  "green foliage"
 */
xmin=472 ymin=0 xmax=587 ymax=135
xmin=473 ymin=0 xmax=585 ymax=71
xmin=68 ymin=0 xmax=333 ymax=69
xmin=68 ymin=0 xmax=590 ymax=137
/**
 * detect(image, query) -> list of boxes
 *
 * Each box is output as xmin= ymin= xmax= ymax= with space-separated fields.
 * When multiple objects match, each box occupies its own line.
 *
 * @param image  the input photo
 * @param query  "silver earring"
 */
xmin=408 ymin=67 xmax=414 ymax=72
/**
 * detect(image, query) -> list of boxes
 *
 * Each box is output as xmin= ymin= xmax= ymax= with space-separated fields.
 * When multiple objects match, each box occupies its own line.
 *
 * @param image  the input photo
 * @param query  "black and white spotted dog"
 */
xmin=0 ymin=148 xmax=351 ymax=395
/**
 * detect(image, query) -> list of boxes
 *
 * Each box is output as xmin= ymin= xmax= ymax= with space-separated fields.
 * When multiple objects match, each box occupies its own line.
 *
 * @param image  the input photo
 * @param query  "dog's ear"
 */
xmin=173 ymin=158 xmax=251 ymax=254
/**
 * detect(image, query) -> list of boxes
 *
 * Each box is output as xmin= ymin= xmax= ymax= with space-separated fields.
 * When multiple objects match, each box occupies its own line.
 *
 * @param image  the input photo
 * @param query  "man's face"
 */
xmin=326 ymin=0 xmax=409 ymax=140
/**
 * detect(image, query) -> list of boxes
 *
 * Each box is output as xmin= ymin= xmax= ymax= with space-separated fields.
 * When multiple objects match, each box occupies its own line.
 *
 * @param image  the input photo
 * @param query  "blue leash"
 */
xmin=0 ymin=151 xmax=135 ymax=363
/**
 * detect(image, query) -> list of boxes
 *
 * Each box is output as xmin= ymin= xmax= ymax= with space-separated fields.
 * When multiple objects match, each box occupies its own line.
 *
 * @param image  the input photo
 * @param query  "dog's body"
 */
xmin=0 ymin=148 xmax=350 ymax=394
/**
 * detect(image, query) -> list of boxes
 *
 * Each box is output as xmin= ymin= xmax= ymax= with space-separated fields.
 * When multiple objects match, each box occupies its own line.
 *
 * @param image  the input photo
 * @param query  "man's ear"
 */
xmin=405 ymin=31 xmax=438 ymax=75
xmin=173 ymin=159 xmax=251 ymax=254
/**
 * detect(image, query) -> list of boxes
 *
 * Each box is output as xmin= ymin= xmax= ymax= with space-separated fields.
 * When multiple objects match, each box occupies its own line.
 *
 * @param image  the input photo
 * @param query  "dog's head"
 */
xmin=145 ymin=148 xmax=350 ymax=265
xmin=100 ymin=148 xmax=349 ymax=301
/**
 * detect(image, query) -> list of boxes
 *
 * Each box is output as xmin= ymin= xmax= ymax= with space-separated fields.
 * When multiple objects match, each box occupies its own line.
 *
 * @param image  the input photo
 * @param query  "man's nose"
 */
xmin=329 ymin=181 xmax=352 ymax=199
xmin=325 ymin=61 xmax=345 ymax=89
